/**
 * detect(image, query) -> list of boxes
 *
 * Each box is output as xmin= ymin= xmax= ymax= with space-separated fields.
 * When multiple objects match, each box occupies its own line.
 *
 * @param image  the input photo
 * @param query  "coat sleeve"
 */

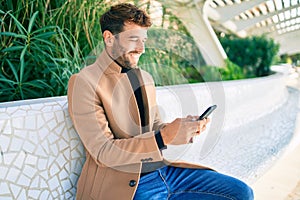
xmin=67 ymin=73 xmax=164 ymax=170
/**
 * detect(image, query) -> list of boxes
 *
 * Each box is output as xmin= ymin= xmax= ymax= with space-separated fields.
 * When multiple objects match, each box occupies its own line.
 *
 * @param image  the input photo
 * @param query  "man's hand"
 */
xmin=160 ymin=116 xmax=210 ymax=145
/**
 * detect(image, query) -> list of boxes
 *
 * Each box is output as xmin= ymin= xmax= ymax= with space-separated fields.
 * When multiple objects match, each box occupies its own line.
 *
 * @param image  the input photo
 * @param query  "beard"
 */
xmin=111 ymin=41 xmax=142 ymax=69
xmin=115 ymin=53 xmax=139 ymax=69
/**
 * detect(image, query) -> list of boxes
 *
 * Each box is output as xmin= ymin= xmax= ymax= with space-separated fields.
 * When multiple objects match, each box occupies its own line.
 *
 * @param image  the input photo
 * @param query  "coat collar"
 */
xmin=94 ymin=50 xmax=122 ymax=74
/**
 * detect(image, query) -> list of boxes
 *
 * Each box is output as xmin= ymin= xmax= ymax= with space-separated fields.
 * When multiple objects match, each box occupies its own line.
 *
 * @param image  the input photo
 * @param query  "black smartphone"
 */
xmin=198 ymin=105 xmax=217 ymax=120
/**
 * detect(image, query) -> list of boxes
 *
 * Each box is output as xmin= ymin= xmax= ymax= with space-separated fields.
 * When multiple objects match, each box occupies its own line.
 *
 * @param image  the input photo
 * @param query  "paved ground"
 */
xmin=251 ymin=72 xmax=300 ymax=200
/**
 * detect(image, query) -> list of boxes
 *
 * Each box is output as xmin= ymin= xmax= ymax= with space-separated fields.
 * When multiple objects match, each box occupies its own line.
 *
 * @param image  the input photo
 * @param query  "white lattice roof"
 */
xmin=203 ymin=0 xmax=300 ymax=55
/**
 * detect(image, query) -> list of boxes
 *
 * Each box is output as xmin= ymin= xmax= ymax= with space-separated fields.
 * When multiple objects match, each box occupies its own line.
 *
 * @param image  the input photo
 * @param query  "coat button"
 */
xmin=129 ymin=180 xmax=137 ymax=187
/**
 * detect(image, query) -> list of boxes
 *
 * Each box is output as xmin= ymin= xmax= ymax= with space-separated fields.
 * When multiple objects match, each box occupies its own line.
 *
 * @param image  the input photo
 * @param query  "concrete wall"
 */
xmin=0 ymin=72 xmax=293 ymax=199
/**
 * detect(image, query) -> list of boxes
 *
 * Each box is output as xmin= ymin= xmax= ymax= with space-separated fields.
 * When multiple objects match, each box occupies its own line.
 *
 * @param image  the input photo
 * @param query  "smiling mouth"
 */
xmin=129 ymin=52 xmax=141 ymax=59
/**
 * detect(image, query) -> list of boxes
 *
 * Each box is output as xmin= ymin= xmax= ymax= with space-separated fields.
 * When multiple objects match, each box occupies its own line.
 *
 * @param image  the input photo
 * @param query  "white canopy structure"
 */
xmin=156 ymin=0 xmax=300 ymax=66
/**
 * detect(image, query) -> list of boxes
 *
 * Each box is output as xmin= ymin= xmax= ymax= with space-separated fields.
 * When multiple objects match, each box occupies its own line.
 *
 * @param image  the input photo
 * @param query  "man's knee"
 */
xmin=239 ymin=182 xmax=254 ymax=200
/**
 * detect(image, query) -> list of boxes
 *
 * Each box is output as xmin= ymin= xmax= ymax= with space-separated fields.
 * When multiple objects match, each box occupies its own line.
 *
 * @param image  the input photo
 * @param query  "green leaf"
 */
xmin=32 ymin=31 xmax=56 ymax=39
xmin=22 ymin=87 xmax=41 ymax=97
xmin=6 ymin=59 xmax=19 ymax=82
xmin=24 ymin=79 xmax=52 ymax=89
xmin=7 ymin=12 xmax=27 ymax=35
xmin=0 ymin=87 xmax=15 ymax=93
xmin=19 ymin=45 xmax=28 ymax=82
xmin=31 ymin=26 xmax=57 ymax=34
xmin=0 ymin=78 xmax=16 ymax=85
xmin=31 ymin=37 xmax=56 ymax=47
xmin=19 ymin=83 xmax=24 ymax=99
xmin=0 ymin=32 xmax=27 ymax=39
xmin=2 ymin=46 xmax=25 ymax=52
xmin=28 ymin=11 xmax=39 ymax=33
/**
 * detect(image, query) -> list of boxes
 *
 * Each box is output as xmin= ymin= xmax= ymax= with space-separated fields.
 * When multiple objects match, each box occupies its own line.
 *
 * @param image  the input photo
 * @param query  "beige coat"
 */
xmin=68 ymin=51 xmax=209 ymax=200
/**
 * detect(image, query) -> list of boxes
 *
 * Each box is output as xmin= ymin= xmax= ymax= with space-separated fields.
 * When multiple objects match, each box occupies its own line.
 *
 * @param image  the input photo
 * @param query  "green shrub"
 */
xmin=218 ymin=59 xmax=245 ymax=80
xmin=0 ymin=10 xmax=84 ymax=102
xmin=141 ymin=56 xmax=245 ymax=86
xmin=0 ymin=11 xmax=55 ymax=101
xmin=194 ymin=59 xmax=245 ymax=82
xmin=139 ymin=27 xmax=205 ymax=86
xmin=0 ymin=0 xmax=111 ymax=102
xmin=220 ymin=34 xmax=279 ymax=77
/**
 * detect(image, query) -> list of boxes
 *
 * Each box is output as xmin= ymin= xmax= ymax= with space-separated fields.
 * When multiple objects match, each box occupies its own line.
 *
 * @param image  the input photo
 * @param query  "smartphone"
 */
xmin=198 ymin=105 xmax=217 ymax=120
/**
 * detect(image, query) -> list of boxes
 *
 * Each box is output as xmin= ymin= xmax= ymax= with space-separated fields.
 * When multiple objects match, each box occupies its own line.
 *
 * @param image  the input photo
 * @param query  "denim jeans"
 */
xmin=133 ymin=166 xmax=254 ymax=200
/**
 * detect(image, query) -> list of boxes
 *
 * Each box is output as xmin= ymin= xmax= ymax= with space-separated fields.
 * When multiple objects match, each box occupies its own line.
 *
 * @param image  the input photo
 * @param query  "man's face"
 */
xmin=109 ymin=22 xmax=148 ymax=69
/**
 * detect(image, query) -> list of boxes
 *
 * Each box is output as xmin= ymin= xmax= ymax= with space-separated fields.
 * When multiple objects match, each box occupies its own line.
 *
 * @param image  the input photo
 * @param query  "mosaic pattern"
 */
xmin=0 ymin=97 xmax=85 ymax=199
xmin=0 ymin=73 xmax=297 ymax=199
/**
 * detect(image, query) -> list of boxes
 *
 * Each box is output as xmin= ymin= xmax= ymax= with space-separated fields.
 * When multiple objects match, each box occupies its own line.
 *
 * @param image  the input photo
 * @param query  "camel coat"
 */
xmin=67 ymin=51 xmax=209 ymax=200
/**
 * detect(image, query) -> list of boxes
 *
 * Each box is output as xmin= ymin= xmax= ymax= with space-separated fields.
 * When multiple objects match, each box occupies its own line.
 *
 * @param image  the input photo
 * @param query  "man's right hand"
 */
xmin=160 ymin=117 xmax=209 ymax=145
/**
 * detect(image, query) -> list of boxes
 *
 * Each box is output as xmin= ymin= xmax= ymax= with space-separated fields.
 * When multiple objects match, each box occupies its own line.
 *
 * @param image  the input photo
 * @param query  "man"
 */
xmin=68 ymin=3 xmax=254 ymax=200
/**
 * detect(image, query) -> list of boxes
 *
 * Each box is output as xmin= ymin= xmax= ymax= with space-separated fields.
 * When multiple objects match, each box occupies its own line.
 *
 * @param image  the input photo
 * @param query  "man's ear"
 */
xmin=103 ymin=30 xmax=114 ymax=47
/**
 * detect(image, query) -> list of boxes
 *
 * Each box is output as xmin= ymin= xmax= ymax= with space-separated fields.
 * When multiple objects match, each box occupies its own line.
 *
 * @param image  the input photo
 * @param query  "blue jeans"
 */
xmin=134 ymin=166 xmax=254 ymax=200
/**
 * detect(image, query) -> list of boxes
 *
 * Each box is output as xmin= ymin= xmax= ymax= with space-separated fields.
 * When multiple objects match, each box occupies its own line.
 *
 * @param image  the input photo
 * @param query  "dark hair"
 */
xmin=100 ymin=3 xmax=152 ymax=35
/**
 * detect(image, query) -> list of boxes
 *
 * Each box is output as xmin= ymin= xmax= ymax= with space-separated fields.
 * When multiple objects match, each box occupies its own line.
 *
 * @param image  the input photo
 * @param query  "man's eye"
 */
xmin=128 ymin=38 xmax=147 ymax=43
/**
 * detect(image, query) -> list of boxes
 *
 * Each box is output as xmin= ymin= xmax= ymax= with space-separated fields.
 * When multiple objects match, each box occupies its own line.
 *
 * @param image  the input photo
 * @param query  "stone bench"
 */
xmin=1 ymin=70 xmax=298 ymax=199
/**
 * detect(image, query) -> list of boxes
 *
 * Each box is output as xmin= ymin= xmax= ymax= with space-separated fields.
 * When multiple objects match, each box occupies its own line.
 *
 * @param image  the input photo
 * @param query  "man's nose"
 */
xmin=136 ymin=40 xmax=145 ymax=53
